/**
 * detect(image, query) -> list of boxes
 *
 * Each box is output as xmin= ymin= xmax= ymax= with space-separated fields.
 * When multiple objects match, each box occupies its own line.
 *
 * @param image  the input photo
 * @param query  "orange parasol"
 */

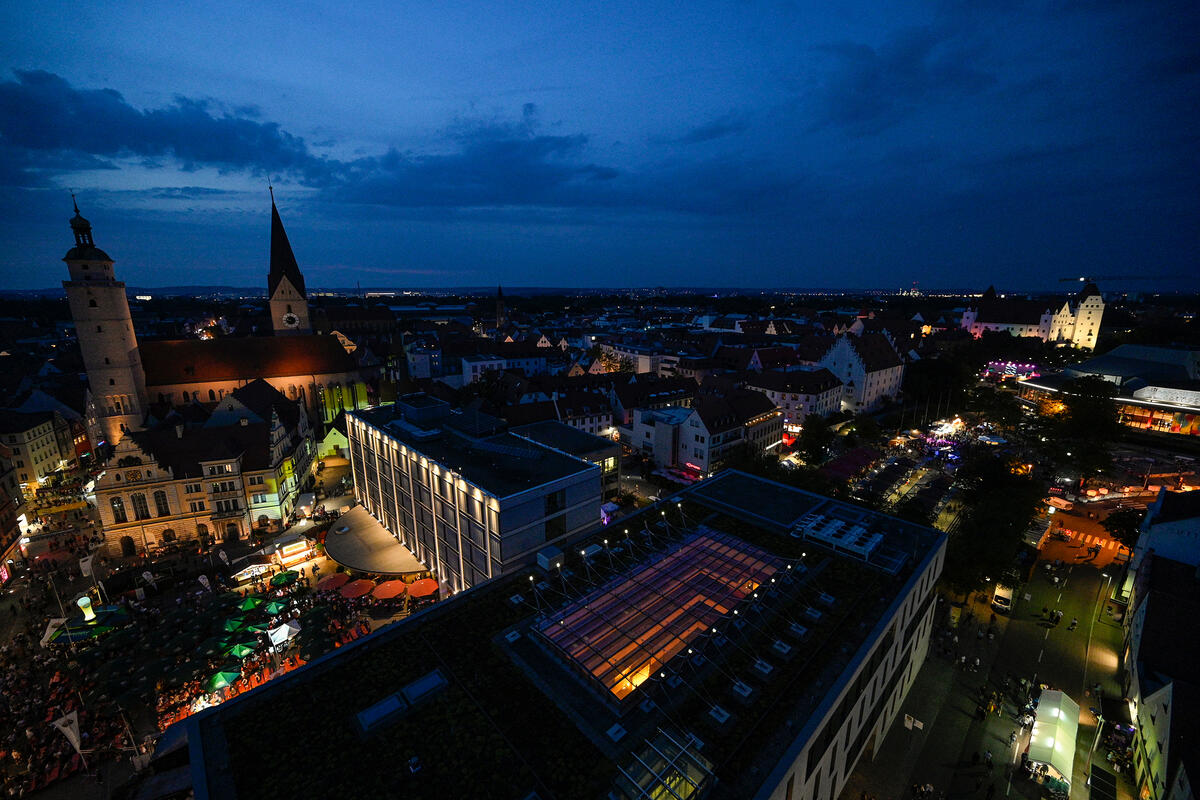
xmin=371 ymin=580 xmax=407 ymax=600
xmin=315 ymin=573 xmax=350 ymax=591
xmin=340 ymin=579 xmax=376 ymax=599
xmin=407 ymin=578 xmax=440 ymax=599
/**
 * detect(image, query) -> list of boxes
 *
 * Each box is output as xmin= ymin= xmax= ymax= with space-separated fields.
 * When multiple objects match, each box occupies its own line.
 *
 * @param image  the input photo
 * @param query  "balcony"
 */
xmin=210 ymin=507 xmax=245 ymax=520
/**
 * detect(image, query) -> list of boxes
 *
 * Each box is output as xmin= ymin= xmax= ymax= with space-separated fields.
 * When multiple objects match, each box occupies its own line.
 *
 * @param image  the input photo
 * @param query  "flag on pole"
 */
xmin=52 ymin=711 xmax=82 ymax=755
xmin=79 ymin=554 xmax=95 ymax=577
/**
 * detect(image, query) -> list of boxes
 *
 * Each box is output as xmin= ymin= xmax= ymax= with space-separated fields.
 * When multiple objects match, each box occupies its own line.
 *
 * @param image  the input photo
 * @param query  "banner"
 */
xmin=79 ymin=554 xmax=94 ymax=577
xmin=218 ymin=549 xmax=229 ymax=565
xmin=142 ymin=570 xmax=156 ymax=588
xmin=198 ymin=575 xmax=211 ymax=591
xmin=51 ymin=711 xmax=82 ymax=755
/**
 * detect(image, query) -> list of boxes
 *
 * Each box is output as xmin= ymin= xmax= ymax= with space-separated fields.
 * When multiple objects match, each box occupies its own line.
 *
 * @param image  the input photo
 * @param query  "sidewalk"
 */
xmin=841 ymin=594 xmax=1020 ymax=800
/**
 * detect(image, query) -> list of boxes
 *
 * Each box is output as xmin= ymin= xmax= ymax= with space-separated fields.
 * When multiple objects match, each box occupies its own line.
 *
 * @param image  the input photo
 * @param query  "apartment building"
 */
xmin=348 ymin=394 xmax=601 ymax=592
xmin=746 ymin=368 xmax=844 ymax=430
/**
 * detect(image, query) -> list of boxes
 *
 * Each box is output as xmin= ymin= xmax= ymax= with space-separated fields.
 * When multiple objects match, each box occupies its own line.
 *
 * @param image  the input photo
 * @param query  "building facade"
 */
xmin=348 ymin=397 xmax=601 ymax=593
xmin=817 ymin=334 xmax=905 ymax=413
xmin=746 ymin=369 xmax=844 ymax=430
xmin=92 ymin=380 xmax=315 ymax=556
xmin=0 ymin=411 xmax=73 ymax=491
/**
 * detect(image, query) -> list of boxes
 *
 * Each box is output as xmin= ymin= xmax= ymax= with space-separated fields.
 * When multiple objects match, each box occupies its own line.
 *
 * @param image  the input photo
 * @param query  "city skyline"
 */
xmin=1 ymin=1 xmax=1198 ymax=291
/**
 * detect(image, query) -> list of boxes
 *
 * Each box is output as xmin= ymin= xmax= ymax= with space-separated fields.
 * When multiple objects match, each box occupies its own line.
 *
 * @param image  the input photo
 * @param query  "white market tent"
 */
xmin=1028 ymin=690 xmax=1080 ymax=785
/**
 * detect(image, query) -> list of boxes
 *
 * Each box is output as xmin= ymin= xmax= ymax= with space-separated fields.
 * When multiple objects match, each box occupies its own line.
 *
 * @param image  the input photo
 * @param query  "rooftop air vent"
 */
xmin=709 ymin=705 xmax=731 ymax=725
xmin=606 ymin=723 xmax=627 ymax=743
xmin=789 ymin=622 xmax=809 ymax=640
xmin=818 ymin=592 xmax=836 ymax=607
xmin=731 ymin=681 xmax=754 ymax=701
xmin=504 ymin=630 xmax=522 ymax=643
xmin=752 ymin=659 xmax=774 ymax=679
xmin=805 ymin=607 xmax=823 ymax=622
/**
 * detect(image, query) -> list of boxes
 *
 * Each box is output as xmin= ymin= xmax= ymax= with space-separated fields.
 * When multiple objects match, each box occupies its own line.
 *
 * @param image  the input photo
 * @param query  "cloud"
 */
xmin=810 ymin=27 xmax=995 ymax=133
xmin=666 ymin=114 xmax=749 ymax=145
xmin=0 ymin=69 xmax=329 ymax=185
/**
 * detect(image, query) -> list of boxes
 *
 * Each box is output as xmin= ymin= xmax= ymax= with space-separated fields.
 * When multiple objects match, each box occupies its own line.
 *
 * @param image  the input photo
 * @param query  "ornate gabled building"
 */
xmin=93 ymin=379 xmax=315 ymax=555
xmin=62 ymin=195 xmax=374 ymax=449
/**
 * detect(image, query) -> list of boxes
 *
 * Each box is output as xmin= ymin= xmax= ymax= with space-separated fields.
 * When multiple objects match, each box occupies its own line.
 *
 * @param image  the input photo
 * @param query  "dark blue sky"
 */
xmin=1 ymin=1 xmax=1197 ymax=291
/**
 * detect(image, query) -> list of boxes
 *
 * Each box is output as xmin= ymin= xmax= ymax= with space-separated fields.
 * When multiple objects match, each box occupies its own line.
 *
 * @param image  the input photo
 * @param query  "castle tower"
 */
xmin=62 ymin=198 xmax=147 ymax=446
xmin=267 ymin=189 xmax=311 ymax=336
xmin=1071 ymin=282 xmax=1104 ymax=350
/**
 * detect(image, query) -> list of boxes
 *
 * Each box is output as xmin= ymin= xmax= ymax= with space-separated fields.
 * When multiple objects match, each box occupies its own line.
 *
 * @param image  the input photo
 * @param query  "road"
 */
xmin=841 ymin=547 xmax=1131 ymax=800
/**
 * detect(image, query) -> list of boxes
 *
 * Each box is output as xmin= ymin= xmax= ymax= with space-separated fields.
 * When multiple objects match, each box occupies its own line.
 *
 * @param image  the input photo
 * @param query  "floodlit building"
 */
xmin=347 ymin=395 xmax=601 ymax=592
xmin=174 ymin=470 xmax=945 ymax=800
xmin=960 ymin=284 xmax=1104 ymax=350
xmin=816 ymin=334 xmax=905 ymax=413
xmin=92 ymin=379 xmax=315 ymax=555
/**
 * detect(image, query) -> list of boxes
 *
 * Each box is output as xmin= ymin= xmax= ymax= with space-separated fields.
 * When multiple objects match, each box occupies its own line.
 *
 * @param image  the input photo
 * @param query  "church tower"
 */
xmin=267 ymin=189 xmax=311 ymax=336
xmin=62 ymin=198 xmax=147 ymax=446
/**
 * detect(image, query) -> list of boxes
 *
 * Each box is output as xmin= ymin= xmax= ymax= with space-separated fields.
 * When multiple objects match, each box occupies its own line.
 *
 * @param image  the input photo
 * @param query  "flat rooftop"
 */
xmin=353 ymin=406 xmax=597 ymax=498
xmin=181 ymin=471 xmax=944 ymax=800
xmin=512 ymin=419 xmax=618 ymax=458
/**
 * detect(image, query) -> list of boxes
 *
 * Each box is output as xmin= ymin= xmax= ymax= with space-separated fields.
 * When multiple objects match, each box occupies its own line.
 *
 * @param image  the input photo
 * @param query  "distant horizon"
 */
xmin=2 ymin=281 xmax=1192 ymax=299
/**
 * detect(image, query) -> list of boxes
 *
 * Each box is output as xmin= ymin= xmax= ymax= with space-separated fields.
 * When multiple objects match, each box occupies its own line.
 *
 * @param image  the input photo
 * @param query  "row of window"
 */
xmin=110 ymin=490 xmax=172 ymax=523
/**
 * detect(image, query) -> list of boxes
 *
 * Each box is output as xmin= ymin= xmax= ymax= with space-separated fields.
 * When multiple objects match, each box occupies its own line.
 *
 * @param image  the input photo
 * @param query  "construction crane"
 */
xmin=1058 ymin=274 xmax=1186 ymax=283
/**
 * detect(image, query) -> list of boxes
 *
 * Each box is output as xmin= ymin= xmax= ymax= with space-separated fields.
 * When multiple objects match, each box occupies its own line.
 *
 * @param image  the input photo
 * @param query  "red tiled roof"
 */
xmin=141 ymin=335 xmax=357 ymax=386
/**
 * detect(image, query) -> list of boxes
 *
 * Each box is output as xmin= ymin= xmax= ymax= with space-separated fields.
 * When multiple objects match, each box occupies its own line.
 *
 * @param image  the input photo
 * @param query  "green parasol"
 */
xmin=225 ymin=642 xmax=258 ymax=659
xmin=205 ymin=669 xmax=241 ymax=693
xmin=239 ymin=595 xmax=265 ymax=611
xmin=263 ymin=600 xmax=289 ymax=615
xmin=223 ymin=616 xmax=247 ymax=633
xmin=269 ymin=570 xmax=299 ymax=587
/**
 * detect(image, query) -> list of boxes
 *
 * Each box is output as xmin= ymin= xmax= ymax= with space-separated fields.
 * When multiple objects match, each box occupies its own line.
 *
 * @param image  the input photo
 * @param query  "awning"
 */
xmin=1029 ymin=690 xmax=1080 ymax=784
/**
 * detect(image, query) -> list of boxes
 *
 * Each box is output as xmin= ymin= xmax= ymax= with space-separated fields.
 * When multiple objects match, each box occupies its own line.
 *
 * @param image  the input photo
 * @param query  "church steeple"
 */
xmin=266 ymin=188 xmax=311 ymax=335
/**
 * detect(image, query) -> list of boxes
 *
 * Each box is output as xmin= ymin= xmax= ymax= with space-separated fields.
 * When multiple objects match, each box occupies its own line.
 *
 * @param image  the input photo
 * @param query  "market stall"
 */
xmin=1027 ymin=689 xmax=1079 ymax=790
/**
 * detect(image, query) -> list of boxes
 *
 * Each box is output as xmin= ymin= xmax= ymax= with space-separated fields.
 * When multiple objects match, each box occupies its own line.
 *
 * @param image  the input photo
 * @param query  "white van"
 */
xmin=991 ymin=584 xmax=1014 ymax=614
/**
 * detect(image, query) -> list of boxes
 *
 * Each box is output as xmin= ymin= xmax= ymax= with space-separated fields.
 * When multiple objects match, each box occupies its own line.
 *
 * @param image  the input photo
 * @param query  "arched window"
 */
xmin=88 ymin=299 xmax=97 ymax=308
xmin=110 ymin=497 xmax=127 ymax=523
xmin=153 ymin=490 xmax=170 ymax=517
xmin=161 ymin=528 xmax=176 ymax=542
xmin=131 ymin=493 xmax=150 ymax=521
xmin=208 ymin=389 xmax=216 ymax=402
xmin=109 ymin=378 xmax=115 ymax=385
xmin=96 ymin=325 xmax=103 ymax=333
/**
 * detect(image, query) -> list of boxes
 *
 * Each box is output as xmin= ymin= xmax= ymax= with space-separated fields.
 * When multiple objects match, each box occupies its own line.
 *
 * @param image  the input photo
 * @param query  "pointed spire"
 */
xmin=268 ymin=190 xmax=306 ymax=298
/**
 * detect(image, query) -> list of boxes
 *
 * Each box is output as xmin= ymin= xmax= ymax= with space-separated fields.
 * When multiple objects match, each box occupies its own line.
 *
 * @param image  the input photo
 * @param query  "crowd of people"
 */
xmin=0 ymin=629 xmax=131 ymax=797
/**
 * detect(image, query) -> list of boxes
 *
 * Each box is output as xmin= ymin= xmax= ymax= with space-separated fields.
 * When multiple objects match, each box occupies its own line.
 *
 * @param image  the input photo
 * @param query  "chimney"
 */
xmin=175 ymin=424 xmax=184 ymax=439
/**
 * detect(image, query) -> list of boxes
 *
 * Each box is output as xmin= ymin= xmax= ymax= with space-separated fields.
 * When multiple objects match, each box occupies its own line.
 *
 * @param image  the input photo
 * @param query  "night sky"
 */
xmin=1 ymin=1 xmax=1197 ymax=292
